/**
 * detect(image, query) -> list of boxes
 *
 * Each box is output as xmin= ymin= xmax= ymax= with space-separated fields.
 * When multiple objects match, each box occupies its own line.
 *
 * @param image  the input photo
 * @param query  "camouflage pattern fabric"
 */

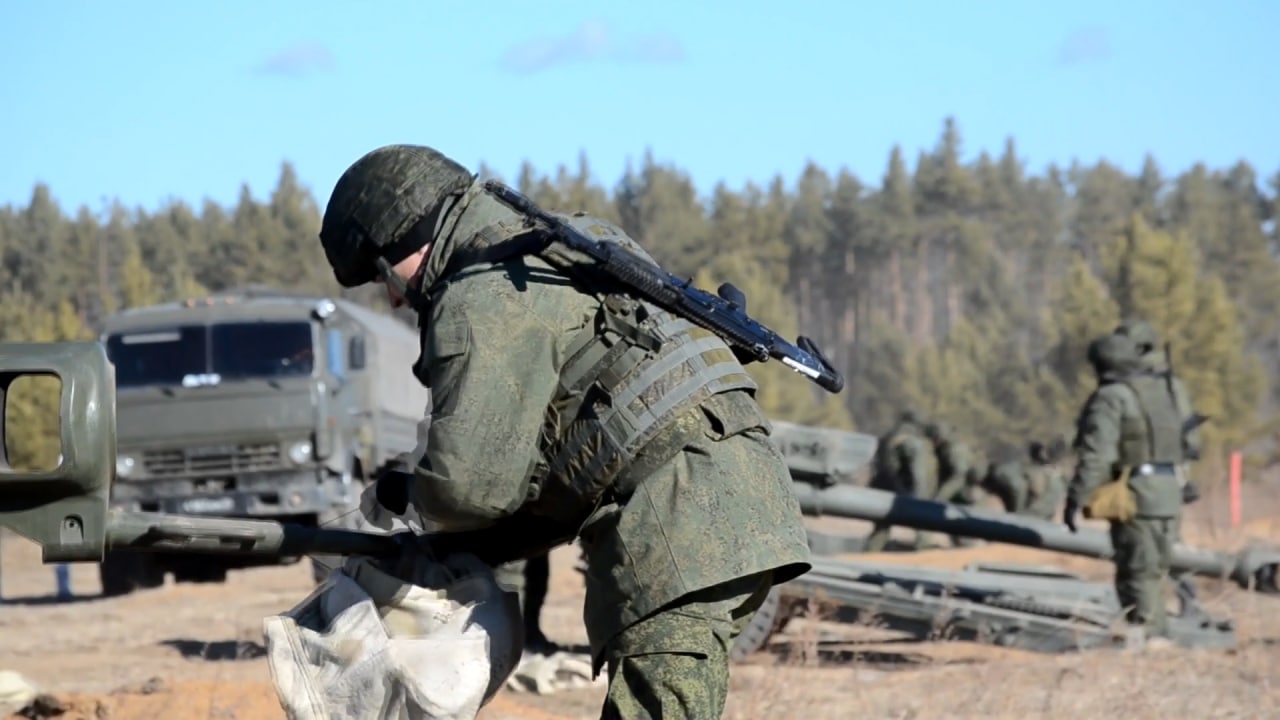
xmin=1110 ymin=517 xmax=1176 ymax=635
xmin=1068 ymin=333 xmax=1183 ymax=635
xmin=332 ymin=174 xmax=814 ymax=686
xmin=929 ymin=429 xmax=981 ymax=547
xmin=929 ymin=425 xmax=974 ymax=504
xmin=865 ymin=418 xmax=938 ymax=552
xmin=1115 ymin=317 xmax=1204 ymax=532
xmin=1023 ymin=463 xmax=1067 ymax=521
xmin=598 ymin=571 xmax=772 ymax=720
xmin=983 ymin=460 xmax=1028 ymax=514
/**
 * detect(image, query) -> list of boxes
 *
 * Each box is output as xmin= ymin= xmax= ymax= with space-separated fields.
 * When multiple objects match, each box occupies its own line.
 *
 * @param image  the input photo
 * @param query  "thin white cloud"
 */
xmin=255 ymin=42 xmax=337 ymax=77
xmin=1058 ymin=25 xmax=1110 ymax=65
xmin=500 ymin=19 xmax=686 ymax=74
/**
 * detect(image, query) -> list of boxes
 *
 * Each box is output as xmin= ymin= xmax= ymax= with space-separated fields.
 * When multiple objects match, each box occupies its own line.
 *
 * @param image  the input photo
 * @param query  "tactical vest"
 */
xmin=437 ymin=211 xmax=765 ymax=525
xmin=1113 ymin=373 xmax=1184 ymax=466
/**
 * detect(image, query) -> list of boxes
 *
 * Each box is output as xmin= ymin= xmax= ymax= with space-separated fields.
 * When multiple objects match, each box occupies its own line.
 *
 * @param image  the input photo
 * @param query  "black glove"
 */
xmin=1063 ymin=498 xmax=1080 ymax=533
xmin=1182 ymin=480 xmax=1201 ymax=505
xmin=373 ymin=469 xmax=415 ymax=515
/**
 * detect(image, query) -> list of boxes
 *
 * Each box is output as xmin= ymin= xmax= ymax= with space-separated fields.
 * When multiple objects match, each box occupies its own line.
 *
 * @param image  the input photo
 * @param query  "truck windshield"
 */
xmin=211 ymin=321 xmax=314 ymax=380
xmin=105 ymin=321 xmax=315 ymax=388
xmin=106 ymin=326 xmax=208 ymax=388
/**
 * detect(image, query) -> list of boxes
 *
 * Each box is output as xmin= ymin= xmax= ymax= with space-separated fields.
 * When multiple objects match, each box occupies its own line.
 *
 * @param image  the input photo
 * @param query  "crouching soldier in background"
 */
xmin=866 ymin=410 xmax=939 ymax=552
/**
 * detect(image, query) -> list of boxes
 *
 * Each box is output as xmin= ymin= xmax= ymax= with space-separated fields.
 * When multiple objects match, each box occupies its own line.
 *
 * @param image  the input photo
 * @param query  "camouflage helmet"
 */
xmin=1087 ymin=333 xmax=1140 ymax=376
xmin=1115 ymin=317 xmax=1159 ymax=355
xmin=319 ymin=144 xmax=475 ymax=288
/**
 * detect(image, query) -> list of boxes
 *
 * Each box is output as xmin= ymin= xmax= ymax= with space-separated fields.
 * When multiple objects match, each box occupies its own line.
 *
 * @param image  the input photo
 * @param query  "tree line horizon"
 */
xmin=2 ymin=117 xmax=1278 ymax=481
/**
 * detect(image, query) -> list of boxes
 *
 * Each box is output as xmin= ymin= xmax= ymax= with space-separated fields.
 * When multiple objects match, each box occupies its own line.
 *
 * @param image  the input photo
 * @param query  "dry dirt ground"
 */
xmin=3 ymin=479 xmax=1280 ymax=720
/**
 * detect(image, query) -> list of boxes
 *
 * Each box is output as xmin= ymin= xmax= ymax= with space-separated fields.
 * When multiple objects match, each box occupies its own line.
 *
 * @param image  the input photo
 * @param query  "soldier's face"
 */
xmin=383 ymin=245 xmax=431 ymax=309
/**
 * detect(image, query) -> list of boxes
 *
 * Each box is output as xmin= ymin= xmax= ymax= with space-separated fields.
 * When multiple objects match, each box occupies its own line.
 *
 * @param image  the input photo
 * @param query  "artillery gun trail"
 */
xmin=730 ymin=419 xmax=1280 ymax=660
xmin=1 ymin=342 xmax=1277 ymax=663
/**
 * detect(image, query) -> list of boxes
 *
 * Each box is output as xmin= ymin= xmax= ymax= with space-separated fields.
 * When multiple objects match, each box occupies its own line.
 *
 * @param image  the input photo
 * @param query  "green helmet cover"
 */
xmin=1087 ymin=333 xmax=1141 ymax=376
xmin=1115 ymin=317 xmax=1159 ymax=354
xmin=319 ymin=144 xmax=474 ymax=288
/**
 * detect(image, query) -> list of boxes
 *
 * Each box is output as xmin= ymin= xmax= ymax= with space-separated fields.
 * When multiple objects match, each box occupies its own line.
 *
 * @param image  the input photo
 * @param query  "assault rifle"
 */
xmin=482 ymin=179 xmax=845 ymax=395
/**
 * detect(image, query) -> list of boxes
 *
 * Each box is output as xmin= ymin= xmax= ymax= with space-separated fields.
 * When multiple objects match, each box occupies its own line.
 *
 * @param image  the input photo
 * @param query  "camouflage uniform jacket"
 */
xmin=1023 ymin=462 xmax=1067 ymax=521
xmin=932 ymin=440 xmax=974 ymax=504
xmin=872 ymin=424 xmax=936 ymax=497
xmin=986 ymin=461 xmax=1028 ymax=514
xmin=407 ymin=184 xmax=812 ymax=663
xmin=1068 ymin=378 xmax=1183 ymax=518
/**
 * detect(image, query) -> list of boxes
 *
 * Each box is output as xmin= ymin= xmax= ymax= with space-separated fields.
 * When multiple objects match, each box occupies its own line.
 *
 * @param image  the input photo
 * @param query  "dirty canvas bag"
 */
xmin=263 ymin=549 xmax=523 ymax=720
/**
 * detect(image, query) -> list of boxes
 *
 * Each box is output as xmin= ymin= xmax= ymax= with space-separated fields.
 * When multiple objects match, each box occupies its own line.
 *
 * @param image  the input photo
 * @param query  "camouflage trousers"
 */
xmin=1110 ymin=516 xmax=1176 ymax=635
xmin=598 ymin=570 xmax=773 ymax=720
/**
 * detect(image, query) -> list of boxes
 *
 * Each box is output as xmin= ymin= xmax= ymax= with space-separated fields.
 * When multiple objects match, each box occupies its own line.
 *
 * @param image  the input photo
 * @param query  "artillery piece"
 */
xmin=3 ymin=341 xmax=1277 ymax=662
xmin=730 ymin=418 xmax=1280 ymax=660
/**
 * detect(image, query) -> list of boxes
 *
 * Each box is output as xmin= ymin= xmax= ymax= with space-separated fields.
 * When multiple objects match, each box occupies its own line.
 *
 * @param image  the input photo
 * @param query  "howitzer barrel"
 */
xmin=105 ymin=510 xmax=403 ymax=558
xmin=791 ymin=482 xmax=1280 ymax=592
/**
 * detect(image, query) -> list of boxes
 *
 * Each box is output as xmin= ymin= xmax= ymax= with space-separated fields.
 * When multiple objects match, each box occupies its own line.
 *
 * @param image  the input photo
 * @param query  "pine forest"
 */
xmin=4 ymin=117 xmax=1278 ymax=485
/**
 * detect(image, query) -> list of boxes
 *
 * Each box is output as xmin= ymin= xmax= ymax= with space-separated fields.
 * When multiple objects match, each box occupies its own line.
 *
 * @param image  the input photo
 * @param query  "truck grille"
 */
xmin=142 ymin=442 xmax=283 ymax=477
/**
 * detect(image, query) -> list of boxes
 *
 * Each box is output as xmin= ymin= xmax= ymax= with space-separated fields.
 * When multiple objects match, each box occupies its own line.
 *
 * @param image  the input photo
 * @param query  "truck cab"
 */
xmin=96 ymin=287 xmax=428 ymax=595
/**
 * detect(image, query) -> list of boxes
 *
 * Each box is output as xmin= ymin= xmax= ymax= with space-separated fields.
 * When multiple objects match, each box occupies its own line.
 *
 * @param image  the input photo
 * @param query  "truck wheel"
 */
xmin=99 ymin=551 xmax=165 ymax=598
xmin=731 ymin=587 xmax=788 ymax=663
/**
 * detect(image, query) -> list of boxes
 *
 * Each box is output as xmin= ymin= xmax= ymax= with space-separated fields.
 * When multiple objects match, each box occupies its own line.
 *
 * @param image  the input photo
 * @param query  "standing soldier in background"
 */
xmin=1064 ymin=333 xmax=1184 ymax=650
xmin=865 ymin=410 xmax=938 ymax=552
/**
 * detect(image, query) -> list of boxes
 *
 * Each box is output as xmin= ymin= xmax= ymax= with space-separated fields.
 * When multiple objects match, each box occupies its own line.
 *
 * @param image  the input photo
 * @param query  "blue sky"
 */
xmin=2 ymin=1 xmax=1277 ymax=215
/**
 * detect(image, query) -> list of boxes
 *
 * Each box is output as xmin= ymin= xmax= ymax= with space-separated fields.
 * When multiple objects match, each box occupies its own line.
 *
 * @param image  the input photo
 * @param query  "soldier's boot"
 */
xmin=1121 ymin=623 xmax=1146 ymax=652
xmin=1120 ymin=624 xmax=1174 ymax=653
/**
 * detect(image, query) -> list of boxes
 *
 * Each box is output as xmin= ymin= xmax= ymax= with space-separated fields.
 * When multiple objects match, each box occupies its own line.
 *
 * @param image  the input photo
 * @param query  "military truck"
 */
xmin=95 ymin=286 xmax=429 ymax=595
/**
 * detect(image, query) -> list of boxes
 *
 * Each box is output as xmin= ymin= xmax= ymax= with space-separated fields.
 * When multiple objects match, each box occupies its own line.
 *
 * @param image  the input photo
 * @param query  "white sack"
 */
xmin=263 ymin=551 xmax=523 ymax=720
xmin=504 ymin=651 xmax=604 ymax=695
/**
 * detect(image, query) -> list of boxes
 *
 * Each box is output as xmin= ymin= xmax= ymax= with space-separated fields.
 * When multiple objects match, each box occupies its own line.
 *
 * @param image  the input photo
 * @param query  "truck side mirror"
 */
xmin=0 ymin=342 xmax=114 ymax=562
xmin=348 ymin=336 xmax=366 ymax=371
xmin=325 ymin=329 xmax=346 ymax=383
